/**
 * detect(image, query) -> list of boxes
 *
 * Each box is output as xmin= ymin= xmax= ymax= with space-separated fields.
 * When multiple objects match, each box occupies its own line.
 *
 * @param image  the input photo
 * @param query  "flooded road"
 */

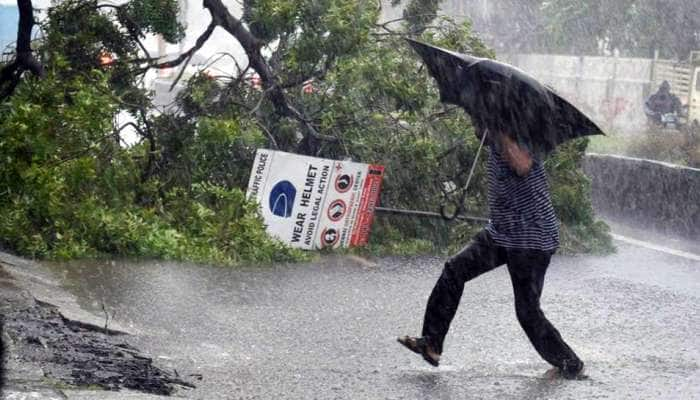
xmin=32 ymin=237 xmax=700 ymax=400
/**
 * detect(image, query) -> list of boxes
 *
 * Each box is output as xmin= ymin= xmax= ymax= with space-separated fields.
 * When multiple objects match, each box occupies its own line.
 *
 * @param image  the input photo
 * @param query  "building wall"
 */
xmin=503 ymin=53 xmax=656 ymax=134
xmin=378 ymin=1 xmax=674 ymax=135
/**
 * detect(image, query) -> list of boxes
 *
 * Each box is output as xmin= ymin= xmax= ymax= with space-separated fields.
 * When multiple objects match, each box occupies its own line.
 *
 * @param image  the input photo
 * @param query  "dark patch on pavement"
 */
xmin=1 ymin=283 xmax=194 ymax=395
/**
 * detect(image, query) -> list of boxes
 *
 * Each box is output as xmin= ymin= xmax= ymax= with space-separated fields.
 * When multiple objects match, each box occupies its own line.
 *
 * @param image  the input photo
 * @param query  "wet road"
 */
xmin=41 ymin=241 xmax=699 ymax=399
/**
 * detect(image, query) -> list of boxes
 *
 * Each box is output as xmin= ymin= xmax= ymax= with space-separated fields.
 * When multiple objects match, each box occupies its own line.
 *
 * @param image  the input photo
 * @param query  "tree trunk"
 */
xmin=0 ymin=0 xmax=44 ymax=100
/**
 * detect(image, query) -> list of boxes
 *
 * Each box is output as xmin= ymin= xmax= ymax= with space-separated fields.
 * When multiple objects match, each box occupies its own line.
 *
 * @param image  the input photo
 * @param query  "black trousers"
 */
xmin=421 ymin=230 xmax=582 ymax=373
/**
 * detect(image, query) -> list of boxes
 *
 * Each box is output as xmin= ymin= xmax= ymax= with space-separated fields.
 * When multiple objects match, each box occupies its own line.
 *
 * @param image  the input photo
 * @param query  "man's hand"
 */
xmin=501 ymin=135 xmax=533 ymax=177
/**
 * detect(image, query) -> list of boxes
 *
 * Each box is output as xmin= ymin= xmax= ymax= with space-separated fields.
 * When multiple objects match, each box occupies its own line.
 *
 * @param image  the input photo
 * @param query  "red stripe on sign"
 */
xmin=350 ymin=165 xmax=385 ymax=246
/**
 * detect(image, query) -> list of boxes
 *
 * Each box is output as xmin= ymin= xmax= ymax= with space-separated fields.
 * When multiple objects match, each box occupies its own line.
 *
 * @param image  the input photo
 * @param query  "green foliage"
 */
xmin=627 ymin=129 xmax=700 ymax=168
xmin=0 ymin=70 xmax=116 ymax=199
xmin=400 ymin=0 xmax=441 ymax=34
xmin=540 ymin=0 xmax=700 ymax=58
xmin=172 ymin=11 xmax=611 ymax=257
xmin=545 ymin=139 xmax=614 ymax=253
xmin=363 ymin=220 xmax=440 ymax=256
xmin=244 ymin=0 xmax=379 ymax=81
xmin=46 ymin=0 xmax=135 ymax=72
xmin=45 ymin=0 xmax=143 ymax=107
xmin=121 ymin=0 xmax=185 ymax=43
xmin=150 ymin=113 xmax=266 ymax=191
xmin=163 ymin=183 xmax=305 ymax=264
xmin=0 ymin=0 xmax=613 ymax=266
xmin=0 ymin=70 xmax=303 ymax=265
xmin=44 ymin=0 xmax=184 ymax=108
xmin=589 ymin=129 xmax=700 ymax=168
xmin=242 ymin=0 xmax=297 ymax=43
xmin=462 ymin=0 xmax=699 ymax=59
xmin=302 ymin=18 xmax=609 ymax=255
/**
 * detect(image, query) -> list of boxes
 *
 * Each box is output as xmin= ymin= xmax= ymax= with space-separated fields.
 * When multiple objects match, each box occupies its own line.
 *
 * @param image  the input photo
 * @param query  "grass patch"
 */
xmin=587 ymin=129 xmax=700 ymax=168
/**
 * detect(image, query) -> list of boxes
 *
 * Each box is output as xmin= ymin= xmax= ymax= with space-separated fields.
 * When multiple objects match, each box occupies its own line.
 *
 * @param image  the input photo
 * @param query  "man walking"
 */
xmin=398 ymin=128 xmax=585 ymax=380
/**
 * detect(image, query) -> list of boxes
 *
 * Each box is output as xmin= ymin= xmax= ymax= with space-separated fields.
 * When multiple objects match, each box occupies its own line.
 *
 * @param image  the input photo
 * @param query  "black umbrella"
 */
xmin=406 ymin=38 xmax=605 ymax=156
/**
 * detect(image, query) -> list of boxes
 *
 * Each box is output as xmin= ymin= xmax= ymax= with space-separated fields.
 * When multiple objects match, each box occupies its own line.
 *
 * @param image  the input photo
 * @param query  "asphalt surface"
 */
xmin=17 ymin=237 xmax=696 ymax=400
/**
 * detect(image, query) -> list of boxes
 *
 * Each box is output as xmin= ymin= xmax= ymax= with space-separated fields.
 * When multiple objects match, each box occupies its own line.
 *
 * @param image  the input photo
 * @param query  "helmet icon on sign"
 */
xmin=320 ymin=228 xmax=339 ymax=248
xmin=335 ymin=174 xmax=353 ymax=193
xmin=269 ymin=180 xmax=296 ymax=217
xmin=327 ymin=199 xmax=347 ymax=221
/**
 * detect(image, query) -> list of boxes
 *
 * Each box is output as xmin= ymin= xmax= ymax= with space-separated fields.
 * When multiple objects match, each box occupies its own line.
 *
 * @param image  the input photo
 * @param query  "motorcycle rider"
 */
xmin=645 ymin=80 xmax=683 ymax=125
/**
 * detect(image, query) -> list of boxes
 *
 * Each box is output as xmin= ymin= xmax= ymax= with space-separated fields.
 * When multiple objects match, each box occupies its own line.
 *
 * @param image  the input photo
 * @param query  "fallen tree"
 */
xmin=0 ymin=0 xmax=613 ymax=262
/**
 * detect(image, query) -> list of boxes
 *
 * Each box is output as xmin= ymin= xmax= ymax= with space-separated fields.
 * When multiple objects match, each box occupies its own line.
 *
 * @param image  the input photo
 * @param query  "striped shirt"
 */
xmin=485 ymin=147 xmax=560 ymax=251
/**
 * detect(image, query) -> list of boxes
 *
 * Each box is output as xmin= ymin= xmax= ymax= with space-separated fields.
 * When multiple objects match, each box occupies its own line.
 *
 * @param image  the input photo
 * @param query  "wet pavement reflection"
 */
xmin=42 ymin=241 xmax=699 ymax=399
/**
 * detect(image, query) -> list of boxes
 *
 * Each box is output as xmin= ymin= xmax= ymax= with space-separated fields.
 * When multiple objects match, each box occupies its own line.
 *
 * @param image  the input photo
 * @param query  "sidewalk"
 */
xmin=601 ymin=214 xmax=700 ymax=258
xmin=1 ymin=254 xmax=185 ymax=400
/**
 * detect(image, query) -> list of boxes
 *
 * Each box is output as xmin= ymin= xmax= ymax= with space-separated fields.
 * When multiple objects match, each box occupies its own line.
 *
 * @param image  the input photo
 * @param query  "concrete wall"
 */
xmin=583 ymin=153 xmax=700 ymax=241
xmin=379 ymin=0 xmax=662 ymax=136
xmin=378 ymin=0 xmax=658 ymax=135
xmin=504 ymin=53 xmax=654 ymax=135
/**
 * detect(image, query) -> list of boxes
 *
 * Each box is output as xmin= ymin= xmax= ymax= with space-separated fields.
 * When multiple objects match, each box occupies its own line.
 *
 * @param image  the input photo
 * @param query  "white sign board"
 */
xmin=246 ymin=149 xmax=385 ymax=250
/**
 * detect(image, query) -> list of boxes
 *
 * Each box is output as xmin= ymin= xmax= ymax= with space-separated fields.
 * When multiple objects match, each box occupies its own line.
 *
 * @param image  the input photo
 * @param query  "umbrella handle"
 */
xmin=463 ymin=128 xmax=487 ymax=194
xmin=438 ymin=129 xmax=488 ymax=221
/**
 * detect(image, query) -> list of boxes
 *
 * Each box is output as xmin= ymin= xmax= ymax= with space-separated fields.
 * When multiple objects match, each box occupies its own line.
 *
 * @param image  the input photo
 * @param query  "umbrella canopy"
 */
xmin=406 ymin=38 xmax=605 ymax=156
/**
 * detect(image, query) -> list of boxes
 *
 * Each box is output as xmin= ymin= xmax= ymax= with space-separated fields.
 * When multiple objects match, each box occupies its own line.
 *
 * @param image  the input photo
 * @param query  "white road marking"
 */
xmin=611 ymin=233 xmax=700 ymax=262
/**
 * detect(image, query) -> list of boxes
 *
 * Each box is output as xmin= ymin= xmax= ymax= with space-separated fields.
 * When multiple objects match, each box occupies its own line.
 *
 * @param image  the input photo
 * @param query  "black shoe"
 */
xmin=397 ymin=336 xmax=440 ymax=367
xmin=562 ymin=360 xmax=587 ymax=380
xmin=544 ymin=361 xmax=588 ymax=381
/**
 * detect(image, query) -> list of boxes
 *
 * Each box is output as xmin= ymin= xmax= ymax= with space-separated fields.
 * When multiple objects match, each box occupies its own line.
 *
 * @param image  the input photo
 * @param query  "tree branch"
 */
xmin=0 ymin=0 xmax=44 ymax=100
xmin=15 ymin=0 xmax=43 ymax=77
xmin=138 ymin=108 xmax=158 ymax=182
xmin=252 ymin=119 xmax=279 ymax=150
xmin=151 ymin=22 xmax=217 ymax=70
xmin=202 ymin=0 xmax=289 ymax=115
xmin=201 ymin=0 xmax=340 ymax=154
xmin=279 ymin=59 xmax=332 ymax=89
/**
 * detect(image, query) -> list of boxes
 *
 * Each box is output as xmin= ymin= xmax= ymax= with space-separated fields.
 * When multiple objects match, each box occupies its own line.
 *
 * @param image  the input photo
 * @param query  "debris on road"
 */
xmin=1 ymin=270 xmax=194 ymax=396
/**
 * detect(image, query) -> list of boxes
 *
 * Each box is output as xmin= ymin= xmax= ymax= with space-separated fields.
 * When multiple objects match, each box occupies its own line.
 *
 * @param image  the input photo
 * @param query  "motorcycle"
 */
xmin=645 ymin=105 xmax=689 ymax=130
xmin=660 ymin=112 xmax=680 ymax=129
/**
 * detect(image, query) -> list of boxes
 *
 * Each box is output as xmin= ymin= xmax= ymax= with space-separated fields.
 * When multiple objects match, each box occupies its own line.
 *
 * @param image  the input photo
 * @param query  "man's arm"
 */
xmin=501 ymin=135 xmax=533 ymax=177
